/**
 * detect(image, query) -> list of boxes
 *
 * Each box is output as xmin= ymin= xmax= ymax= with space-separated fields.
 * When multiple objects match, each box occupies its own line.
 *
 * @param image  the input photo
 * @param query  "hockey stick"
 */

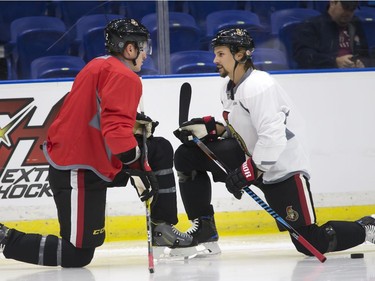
xmin=177 ymin=85 xmax=326 ymax=263
xmin=139 ymin=99 xmax=155 ymax=273
xmin=192 ymin=136 xmax=327 ymax=263
xmin=179 ymin=82 xmax=192 ymax=126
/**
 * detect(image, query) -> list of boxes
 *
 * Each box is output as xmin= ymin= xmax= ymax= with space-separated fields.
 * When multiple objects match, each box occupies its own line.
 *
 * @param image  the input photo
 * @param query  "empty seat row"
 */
xmin=3 ymin=4 xmax=375 ymax=79
xmin=1 ymin=1 xmax=374 ymax=44
xmin=27 ymin=47 xmax=289 ymax=80
xmin=29 ymin=55 xmax=158 ymax=80
xmin=2 ymin=7 xmax=324 ymax=79
xmin=169 ymin=48 xmax=289 ymax=74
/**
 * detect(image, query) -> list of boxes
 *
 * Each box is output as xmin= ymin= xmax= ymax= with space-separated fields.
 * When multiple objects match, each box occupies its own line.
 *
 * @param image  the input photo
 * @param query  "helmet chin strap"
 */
xmin=233 ymin=60 xmax=239 ymax=82
xmin=232 ymin=53 xmax=241 ymax=85
xmin=232 ymin=51 xmax=248 ymax=84
xmin=131 ymin=49 xmax=141 ymax=66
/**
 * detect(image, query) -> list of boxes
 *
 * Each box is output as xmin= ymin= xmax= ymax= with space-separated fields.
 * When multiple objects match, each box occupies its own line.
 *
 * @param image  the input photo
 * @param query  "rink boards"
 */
xmin=0 ymin=69 xmax=374 ymax=240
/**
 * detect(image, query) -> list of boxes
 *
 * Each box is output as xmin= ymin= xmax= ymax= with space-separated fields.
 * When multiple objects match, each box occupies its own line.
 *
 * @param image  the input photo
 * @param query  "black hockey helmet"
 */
xmin=105 ymin=18 xmax=152 ymax=55
xmin=211 ymin=28 xmax=254 ymax=60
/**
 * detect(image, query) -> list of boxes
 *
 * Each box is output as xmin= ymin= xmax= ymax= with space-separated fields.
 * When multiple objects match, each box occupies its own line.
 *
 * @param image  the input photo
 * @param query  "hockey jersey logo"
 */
xmin=285 ymin=206 xmax=299 ymax=222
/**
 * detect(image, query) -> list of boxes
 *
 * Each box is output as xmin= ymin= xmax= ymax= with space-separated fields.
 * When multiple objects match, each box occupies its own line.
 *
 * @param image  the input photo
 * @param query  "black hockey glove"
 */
xmin=125 ymin=169 xmax=159 ymax=202
xmin=173 ymin=116 xmax=224 ymax=145
xmin=133 ymin=112 xmax=159 ymax=138
xmin=225 ymin=158 xmax=257 ymax=200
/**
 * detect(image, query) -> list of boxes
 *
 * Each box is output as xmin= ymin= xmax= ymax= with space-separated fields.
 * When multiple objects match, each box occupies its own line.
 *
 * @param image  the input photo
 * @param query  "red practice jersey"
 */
xmin=43 ymin=56 xmax=142 ymax=181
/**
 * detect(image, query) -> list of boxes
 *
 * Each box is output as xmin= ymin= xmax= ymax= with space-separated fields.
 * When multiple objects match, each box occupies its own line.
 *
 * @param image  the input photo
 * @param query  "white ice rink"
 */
xmin=1 ymin=233 xmax=374 ymax=281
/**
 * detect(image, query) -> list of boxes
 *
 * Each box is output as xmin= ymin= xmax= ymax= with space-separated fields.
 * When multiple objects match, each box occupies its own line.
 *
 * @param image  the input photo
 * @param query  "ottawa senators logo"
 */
xmin=285 ymin=206 xmax=299 ymax=222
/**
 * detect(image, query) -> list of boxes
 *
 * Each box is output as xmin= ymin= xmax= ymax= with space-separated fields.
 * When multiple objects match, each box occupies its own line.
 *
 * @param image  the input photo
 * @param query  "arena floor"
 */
xmin=1 ymin=233 xmax=374 ymax=281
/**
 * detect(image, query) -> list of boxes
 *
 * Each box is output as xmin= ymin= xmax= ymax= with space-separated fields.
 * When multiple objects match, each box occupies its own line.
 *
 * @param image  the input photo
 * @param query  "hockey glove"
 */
xmin=173 ymin=116 xmax=225 ymax=145
xmin=225 ymin=158 xmax=257 ymax=200
xmin=133 ymin=112 xmax=159 ymax=138
xmin=125 ymin=169 xmax=159 ymax=202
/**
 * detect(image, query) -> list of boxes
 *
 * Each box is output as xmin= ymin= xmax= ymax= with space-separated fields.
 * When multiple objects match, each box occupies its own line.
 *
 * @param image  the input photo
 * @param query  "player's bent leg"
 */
xmin=1 ymin=226 xmax=95 ymax=267
xmin=291 ymin=220 xmax=369 ymax=256
xmin=61 ymin=239 xmax=95 ymax=267
xmin=356 ymin=215 xmax=375 ymax=244
xmin=147 ymin=136 xmax=179 ymax=225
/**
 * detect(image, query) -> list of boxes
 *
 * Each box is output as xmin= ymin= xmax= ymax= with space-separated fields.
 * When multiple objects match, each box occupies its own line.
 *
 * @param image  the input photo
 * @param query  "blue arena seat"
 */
xmin=7 ymin=16 xmax=70 ymax=79
xmin=355 ymin=6 xmax=375 ymax=21
xmin=55 ymin=1 xmax=114 ymax=28
xmin=246 ymin=0 xmax=302 ymax=27
xmin=270 ymin=8 xmax=321 ymax=36
xmin=73 ymin=14 xmax=123 ymax=58
xmin=10 ymin=16 xmax=66 ymax=41
xmin=185 ymin=1 xmax=239 ymax=31
xmin=119 ymin=1 xmax=178 ymax=21
xmin=31 ymin=55 xmax=86 ymax=79
xmin=360 ymin=21 xmax=375 ymax=53
xmin=0 ymin=1 xmax=48 ymax=44
xmin=170 ymin=50 xmax=216 ymax=74
xmin=278 ymin=21 xmax=302 ymax=69
xmin=311 ymin=0 xmax=329 ymax=13
xmin=252 ymin=48 xmax=289 ymax=71
xmin=141 ymin=12 xmax=201 ymax=55
xmin=82 ymin=27 xmax=107 ymax=62
xmin=206 ymin=10 xmax=262 ymax=37
xmin=205 ymin=9 xmax=271 ymax=49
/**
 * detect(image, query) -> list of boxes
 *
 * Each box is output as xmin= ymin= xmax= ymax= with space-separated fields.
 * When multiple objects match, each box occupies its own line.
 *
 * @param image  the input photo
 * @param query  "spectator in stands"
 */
xmin=293 ymin=0 xmax=372 ymax=69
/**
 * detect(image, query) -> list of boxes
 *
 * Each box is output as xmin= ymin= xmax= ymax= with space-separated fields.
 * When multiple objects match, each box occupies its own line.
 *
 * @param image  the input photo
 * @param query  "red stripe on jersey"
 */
xmin=294 ymin=174 xmax=312 ymax=225
xmin=76 ymin=170 xmax=85 ymax=248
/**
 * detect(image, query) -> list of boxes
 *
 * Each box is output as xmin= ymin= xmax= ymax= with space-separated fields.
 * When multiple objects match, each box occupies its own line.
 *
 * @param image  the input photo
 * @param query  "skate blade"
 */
xmin=153 ymin=245 xmax=201 ymax=261
xmin=195 ymin=242 xmax=221 ymax=257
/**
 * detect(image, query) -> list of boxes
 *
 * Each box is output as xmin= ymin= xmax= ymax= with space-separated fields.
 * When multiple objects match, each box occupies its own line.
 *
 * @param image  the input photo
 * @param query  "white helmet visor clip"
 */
xmin=139 ymin=39 xmax=152 ymax=56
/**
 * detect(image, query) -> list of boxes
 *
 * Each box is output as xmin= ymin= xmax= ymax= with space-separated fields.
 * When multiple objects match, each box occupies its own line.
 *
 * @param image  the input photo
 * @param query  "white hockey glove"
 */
xmin=133 ymin=112 xmax=159 ymax=138
xmin=173 ymin=116 xmax=225 ymax=146
xmin=125 ymin=169 xmax=159 ymax=203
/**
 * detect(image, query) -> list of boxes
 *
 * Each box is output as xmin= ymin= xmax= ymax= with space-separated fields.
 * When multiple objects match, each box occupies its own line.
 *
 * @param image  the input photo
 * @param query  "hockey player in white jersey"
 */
xmin=173 ymin=27 xmax=375 ymax=256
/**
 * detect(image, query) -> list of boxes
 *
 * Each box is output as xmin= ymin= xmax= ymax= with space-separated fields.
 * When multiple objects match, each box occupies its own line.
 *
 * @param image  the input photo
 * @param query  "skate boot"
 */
xmin=356 ymin=215 xmax=375 ymax=243
xmin=151 ymin=220 xmax=198 ymax=259
xmin=186 ymin=215 xmax=221 ymax=256
xmin=0 ymin=223 xmax=11 ymax=252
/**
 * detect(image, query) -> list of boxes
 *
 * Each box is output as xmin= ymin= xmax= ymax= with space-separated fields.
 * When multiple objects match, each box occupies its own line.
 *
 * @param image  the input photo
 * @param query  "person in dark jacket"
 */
xmin=293 ymin=0 xmax=372 ymax=69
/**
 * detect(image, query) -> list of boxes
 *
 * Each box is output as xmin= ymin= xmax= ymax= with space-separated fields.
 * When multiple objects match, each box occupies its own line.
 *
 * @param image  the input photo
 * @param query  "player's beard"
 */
xmin=217 ymin=65 xmax=228 ymax=78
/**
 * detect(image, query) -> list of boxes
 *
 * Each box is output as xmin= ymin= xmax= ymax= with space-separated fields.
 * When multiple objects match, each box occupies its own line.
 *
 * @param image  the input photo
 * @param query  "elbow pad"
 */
xmin=116 ymin=146 xmax=141 ymax=165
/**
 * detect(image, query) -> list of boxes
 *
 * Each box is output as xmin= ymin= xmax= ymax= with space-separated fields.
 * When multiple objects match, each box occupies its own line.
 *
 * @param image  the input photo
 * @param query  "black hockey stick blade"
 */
xmin=179 ymin=82 xmax=192 ymax=126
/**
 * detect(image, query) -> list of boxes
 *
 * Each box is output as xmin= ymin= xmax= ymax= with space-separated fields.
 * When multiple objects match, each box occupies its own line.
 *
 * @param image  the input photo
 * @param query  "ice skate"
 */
xmin=356 ymin=215 xmax=375 ymax=244
xmin=152 ymin=220 xmax=199 ymax=260
xmin=0 ymin=223 xmax=10 ymax=252
xmin=186 ymin=215 xmax=221 ymax=256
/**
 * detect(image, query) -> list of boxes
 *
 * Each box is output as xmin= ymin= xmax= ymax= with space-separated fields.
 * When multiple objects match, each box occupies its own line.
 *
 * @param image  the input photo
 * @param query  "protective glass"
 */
xmin=139 ymin=39 xmax=152 ymax=56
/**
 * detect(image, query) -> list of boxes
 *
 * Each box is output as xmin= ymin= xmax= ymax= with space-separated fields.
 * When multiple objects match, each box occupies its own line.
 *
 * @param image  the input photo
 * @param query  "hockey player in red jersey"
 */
xmin=0 ymin=18 xmax=193 ymax=267
xmin=173 ymin=27 xmax=375 ymax=256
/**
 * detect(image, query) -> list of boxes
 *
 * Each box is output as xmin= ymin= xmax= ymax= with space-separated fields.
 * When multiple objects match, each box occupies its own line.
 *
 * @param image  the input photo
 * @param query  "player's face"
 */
xmin=126 ymin=42 xmax=149 ymax=73
xmin=132 ymin=50 xmax=147 ymax=72
xmin=213 ymin=46 xmax=235 ymax=78
xmin=329 ymin=1 xmax=355 ymax=26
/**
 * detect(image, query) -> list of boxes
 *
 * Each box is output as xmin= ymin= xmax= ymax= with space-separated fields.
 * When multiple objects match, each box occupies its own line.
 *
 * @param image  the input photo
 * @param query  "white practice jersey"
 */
xmin=220 ymin=69 xmax=311 ymax=183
